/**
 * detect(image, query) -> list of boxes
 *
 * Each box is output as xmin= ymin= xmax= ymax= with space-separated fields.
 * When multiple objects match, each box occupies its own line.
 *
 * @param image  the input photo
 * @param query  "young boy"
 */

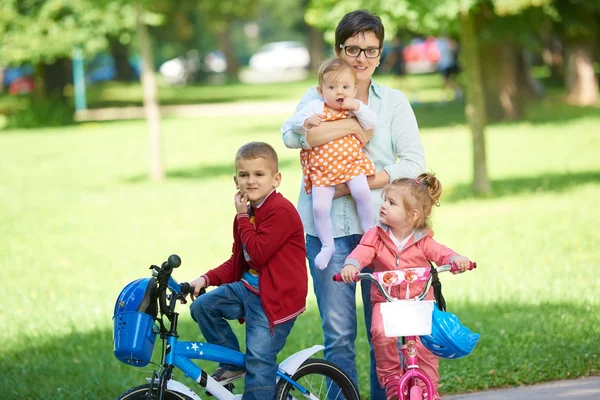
xmin=187 ymin=142 xmax=307 ymax=400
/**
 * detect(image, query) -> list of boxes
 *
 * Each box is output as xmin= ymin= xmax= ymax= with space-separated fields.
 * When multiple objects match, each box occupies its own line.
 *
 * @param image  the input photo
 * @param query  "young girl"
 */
xmin=281 ymin=58 xmax=377 ymax=270
xmin=340 ymin=173 xmax=472 ymax=400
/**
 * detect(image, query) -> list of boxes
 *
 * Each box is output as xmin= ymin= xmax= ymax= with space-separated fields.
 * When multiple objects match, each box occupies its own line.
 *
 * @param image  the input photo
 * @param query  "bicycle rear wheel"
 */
xmin=274 ymin=358 xmax=359 ymax=400
xmin=116 ymin=384 xmax=195 ymax=400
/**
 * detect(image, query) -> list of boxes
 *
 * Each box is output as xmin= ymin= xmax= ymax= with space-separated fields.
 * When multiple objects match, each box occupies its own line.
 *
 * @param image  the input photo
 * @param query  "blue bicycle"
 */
xmin=113 ymin=254 xmax=359 ymax=400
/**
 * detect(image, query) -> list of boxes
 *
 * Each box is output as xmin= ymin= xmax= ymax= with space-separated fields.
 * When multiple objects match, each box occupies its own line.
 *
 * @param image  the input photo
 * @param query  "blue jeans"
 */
xmin=190 ymin=281 xmax=296 ymax=400
xmin=307 ymin=234 xmax=387 ymax=400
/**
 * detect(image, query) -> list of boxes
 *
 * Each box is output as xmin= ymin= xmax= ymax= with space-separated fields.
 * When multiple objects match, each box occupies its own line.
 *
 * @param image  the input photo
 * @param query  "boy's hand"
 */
xmin=341 ymin=97 xmax=360 ymax=111
xmin=451 ymin=256 xmax=471 ymax=273
xmin=235 ymin=191 xmax=249 ymax=214
xmin=341 ymin=265 xmax=359 ymax=283
xmin=303 ymin=114 xmax=323 ymax=129
xmin=188 ymin=276 xmax=207 ymax=299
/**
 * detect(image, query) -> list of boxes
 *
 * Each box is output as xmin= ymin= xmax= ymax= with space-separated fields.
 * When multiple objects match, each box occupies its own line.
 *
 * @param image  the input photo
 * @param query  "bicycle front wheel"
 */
xmin=274 ymin=358 xmax=360 ymax=400
xmin=116 ymin=384 xmax=195 ymax=400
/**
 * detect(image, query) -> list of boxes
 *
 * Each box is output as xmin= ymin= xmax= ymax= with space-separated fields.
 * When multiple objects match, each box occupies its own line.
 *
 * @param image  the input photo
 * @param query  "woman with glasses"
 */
xmin=282 ymin=9 xmax=425 ymax=399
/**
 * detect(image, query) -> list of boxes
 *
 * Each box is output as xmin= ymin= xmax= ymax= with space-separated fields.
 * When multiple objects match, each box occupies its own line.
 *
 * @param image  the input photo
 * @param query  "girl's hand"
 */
xmin=341 ymin=97 xmax=360 ymax=111
xmin=304 ymin=114 xmax=324 ymax=129
xmin=234 ymin=191 xmax=249 ymax=214
xmin=188 ymin=276 xmax=207 ymax=299
xmin=451 ymin=256 xmax=471 ymax=273
xmin=341 ymin=265 xmax=359 ymax=283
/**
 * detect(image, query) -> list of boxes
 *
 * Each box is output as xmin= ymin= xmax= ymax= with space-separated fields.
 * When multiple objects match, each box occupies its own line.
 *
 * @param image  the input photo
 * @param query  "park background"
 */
xmin=0 ymin=0 xmax=599 ymax=399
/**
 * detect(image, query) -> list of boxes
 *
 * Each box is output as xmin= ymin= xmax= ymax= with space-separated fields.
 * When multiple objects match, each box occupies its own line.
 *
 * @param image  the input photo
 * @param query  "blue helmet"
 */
xmin=113 ymin=278 xmax=159 ymax=366
xmin=113 ymin=277 xmax=157 ymax=317
xmin=420 ymin=303 xmax=480 ymax=359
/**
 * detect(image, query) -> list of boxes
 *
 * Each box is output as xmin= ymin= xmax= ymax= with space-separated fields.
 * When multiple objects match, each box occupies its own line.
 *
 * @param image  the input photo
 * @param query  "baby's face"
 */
xmin=319 ymin=70 xmax=357 ymax=110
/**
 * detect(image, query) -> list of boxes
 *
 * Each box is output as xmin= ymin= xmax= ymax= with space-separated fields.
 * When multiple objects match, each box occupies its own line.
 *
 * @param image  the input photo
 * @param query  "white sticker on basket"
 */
xmin=380 ymin=300 xmax=434 ymax=337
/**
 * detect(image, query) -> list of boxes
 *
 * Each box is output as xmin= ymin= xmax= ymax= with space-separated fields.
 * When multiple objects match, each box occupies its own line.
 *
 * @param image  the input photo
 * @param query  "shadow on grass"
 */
xmin=445 ymin=170 xmax=600 ymax=203
xmin=126 ymin=158 xmax=297 ymax=183
xmin=1 ymin=302 xmax=596 ymax=398
xmin=412 ymin=97 xmax=600 ymax=131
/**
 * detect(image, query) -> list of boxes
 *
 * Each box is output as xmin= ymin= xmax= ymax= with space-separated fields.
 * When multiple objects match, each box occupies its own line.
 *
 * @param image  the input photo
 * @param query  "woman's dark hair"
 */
xmin=335 ymin=10 xmax=385 ymax=55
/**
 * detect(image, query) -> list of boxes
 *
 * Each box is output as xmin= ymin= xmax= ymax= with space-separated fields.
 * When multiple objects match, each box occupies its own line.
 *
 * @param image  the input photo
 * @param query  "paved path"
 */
xmin=74 ymin=100 xmax=299 ymax=122
xmin=443 ymin=376 xmax=600 ymax=399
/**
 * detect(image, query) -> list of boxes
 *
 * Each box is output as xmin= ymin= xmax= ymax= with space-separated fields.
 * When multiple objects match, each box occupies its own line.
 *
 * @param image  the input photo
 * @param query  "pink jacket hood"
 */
xmin=345 ymin=225 xmax=459 ymax=303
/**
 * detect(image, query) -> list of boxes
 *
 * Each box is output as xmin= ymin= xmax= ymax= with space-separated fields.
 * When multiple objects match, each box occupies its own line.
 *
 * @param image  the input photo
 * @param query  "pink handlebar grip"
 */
xmin=332 ymin=272 xmax=359 ymax=282
xmin=450 ymin=261 xmax=477 ymax=273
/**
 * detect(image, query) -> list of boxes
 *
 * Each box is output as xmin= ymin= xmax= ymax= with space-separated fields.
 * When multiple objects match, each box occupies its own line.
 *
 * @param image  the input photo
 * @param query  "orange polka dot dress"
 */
xmin=300 ymin=105 xmax=376 ymax=194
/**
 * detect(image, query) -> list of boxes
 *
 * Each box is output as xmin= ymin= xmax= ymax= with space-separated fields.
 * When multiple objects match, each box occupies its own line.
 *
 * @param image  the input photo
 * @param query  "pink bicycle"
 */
xmin=334 ymin=262 xmax=479 ymax=400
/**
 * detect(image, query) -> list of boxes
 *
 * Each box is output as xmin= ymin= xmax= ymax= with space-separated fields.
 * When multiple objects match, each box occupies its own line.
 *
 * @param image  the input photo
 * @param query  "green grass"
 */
xmin=0 ymin=72 xmax=452 ymax=114
xmin=1 ymin=96 xmax=599 ymax=399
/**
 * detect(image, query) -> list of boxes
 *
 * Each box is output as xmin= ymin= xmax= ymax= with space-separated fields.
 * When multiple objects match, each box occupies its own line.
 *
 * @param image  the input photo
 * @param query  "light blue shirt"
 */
xmin=282 ymin=80 xmax=425 ymax=238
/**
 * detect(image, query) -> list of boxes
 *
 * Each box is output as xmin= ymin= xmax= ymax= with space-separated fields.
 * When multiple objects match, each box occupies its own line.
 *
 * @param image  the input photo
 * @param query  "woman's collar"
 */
xmin=370 ymin=79 xmax=382 ymax=99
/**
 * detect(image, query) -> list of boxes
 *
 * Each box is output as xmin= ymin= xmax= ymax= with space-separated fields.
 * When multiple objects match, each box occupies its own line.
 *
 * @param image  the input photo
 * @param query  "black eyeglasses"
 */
xmin=339 ymin=44 xmax=381 ymax=59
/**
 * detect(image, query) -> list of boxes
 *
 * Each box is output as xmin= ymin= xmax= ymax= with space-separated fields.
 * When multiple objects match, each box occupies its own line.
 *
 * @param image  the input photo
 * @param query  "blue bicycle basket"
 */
xmin=113 ymin=277 xmax=159 ymax=366
xmin=420 ymin=303 xmax=480 ymax=359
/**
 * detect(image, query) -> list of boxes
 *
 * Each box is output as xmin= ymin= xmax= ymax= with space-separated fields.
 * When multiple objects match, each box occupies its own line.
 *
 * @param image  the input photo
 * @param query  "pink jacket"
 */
xmin=345 ymin=226 xmax=459 ymax=303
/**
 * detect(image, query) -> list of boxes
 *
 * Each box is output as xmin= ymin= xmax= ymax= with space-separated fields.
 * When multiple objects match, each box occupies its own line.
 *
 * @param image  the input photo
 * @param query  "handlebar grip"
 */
xmin=179 ymin=282 xmax=206 ymax=296
xmin=332 ymin=273 xmax=359 ymax=282
xmin=450 ymin=261 xmax=477 ymax=273
xmin=168 ymin=254 xmax=181 ymax=269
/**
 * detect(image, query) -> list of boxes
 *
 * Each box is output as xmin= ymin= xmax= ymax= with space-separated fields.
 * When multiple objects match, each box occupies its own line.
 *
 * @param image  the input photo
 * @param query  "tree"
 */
xmin=196 ymin=0 xmax=259 ymax=80
xmin=0 ymin=0 xmax=137 ymax=99
xmin=552 ymin=0 xmax=599 ymax=106
xmin=305 ymin=0 xmax=559 ymax=194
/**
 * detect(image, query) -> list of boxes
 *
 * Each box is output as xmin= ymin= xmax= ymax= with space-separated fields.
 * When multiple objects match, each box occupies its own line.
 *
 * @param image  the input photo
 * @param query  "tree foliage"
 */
xmin=0 ymin=0 xmax=139 ymax=65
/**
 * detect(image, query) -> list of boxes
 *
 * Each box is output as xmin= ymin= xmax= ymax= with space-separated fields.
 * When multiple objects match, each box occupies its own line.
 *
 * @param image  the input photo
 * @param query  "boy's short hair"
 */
xmin=235 ymin=142 xmax=279 ymax=172
xmin=318 ymin=58 xmax=357 ymax=87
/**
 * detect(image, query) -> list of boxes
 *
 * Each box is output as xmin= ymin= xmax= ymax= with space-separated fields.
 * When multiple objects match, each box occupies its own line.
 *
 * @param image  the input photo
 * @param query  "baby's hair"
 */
xmin=383 ymin=172 xmax=442 ymax=230
xmin=235 ymin=142 xmax=279 ymax=172
xmin=317 ymin=58 xmax=357 ymax=87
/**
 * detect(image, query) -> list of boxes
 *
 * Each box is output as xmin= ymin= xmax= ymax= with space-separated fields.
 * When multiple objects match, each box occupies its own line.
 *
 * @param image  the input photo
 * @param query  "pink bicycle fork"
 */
xmin=397 ymin=336 xmax=435 ymax=400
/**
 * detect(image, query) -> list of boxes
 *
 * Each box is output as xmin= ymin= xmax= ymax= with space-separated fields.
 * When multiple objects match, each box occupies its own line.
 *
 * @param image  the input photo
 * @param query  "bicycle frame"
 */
xmin=120 ymin=266 xmax=325 ymax=400
xmin=397 ymin=336 xmax=434 ymax=400
xmin=334 ymin=262 xmax=476 ymax=400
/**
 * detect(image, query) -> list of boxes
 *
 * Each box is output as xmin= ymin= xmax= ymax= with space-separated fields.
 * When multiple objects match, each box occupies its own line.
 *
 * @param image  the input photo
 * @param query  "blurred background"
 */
xmin=1 ymin=1 xmax=599 ymax=399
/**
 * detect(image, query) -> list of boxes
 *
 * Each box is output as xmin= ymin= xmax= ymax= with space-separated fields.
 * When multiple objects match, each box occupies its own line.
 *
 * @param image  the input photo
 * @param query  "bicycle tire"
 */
xmin=116 ymin=384 xmax=195 ymax=400
xmin=274 ymin=358 xmax=360 ymax=400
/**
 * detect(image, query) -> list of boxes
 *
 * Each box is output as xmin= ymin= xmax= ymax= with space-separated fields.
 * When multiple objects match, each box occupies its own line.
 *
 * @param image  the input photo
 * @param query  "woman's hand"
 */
xmin=333 ymin=183 xmax=350 ymax=199
xmin=355 ymin=128 xmax=374 ymax=145
xmin=306 ymin=118 xmax=372 ymax=148
xmin=341 ymin=265 xmax=360 ymax=283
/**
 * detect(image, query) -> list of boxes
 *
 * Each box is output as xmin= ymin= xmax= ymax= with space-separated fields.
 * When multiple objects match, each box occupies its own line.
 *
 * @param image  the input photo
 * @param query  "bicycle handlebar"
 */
xmin=333 ymin=261 xmax=476 ymax=302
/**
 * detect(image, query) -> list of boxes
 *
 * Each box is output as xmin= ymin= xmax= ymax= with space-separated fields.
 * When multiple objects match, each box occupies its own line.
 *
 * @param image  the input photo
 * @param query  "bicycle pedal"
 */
xmin=206 ymin=383 xmax=235 ymax=397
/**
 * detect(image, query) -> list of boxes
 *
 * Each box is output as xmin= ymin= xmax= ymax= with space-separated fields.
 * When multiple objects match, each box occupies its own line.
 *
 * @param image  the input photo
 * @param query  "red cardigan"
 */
xmin=204 ymin=191 xmax=307 ymax=327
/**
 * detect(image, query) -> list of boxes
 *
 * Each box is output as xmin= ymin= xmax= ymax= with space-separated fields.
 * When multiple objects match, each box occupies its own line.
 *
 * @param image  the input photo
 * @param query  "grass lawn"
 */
xmin=0 ymin=90 xmax=599 ymax=399
xmin=0 ymin=72 xmax=451 ymax=114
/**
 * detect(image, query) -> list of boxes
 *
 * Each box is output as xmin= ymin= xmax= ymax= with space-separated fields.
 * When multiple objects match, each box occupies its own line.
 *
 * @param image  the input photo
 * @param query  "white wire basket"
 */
xmin=380 ymin=300 xmax=434 ymax=337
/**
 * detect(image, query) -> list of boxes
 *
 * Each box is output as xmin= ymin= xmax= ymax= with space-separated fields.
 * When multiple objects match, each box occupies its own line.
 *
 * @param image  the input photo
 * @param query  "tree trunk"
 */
xmin=565 ymin=42 xmax=598 ymax=106
xmin=0 ymin=68 xmax=4 ymax=93
xmin=216 ymin=26 xmax=239 ymax=81
xmin=480 ymin=42 xmax=523 ymax=121
xmin=460 ymin=7 xmax=490 ymax=194
xmin=308 ymin=26 xmax=326 ymax=71
xmin=516 ymin=49 xmax=543 ymax=99
xmin=111 ymin=39 xmax=135 ymax=81
xmin=136 ymin=6 xmax=164 ymax=182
